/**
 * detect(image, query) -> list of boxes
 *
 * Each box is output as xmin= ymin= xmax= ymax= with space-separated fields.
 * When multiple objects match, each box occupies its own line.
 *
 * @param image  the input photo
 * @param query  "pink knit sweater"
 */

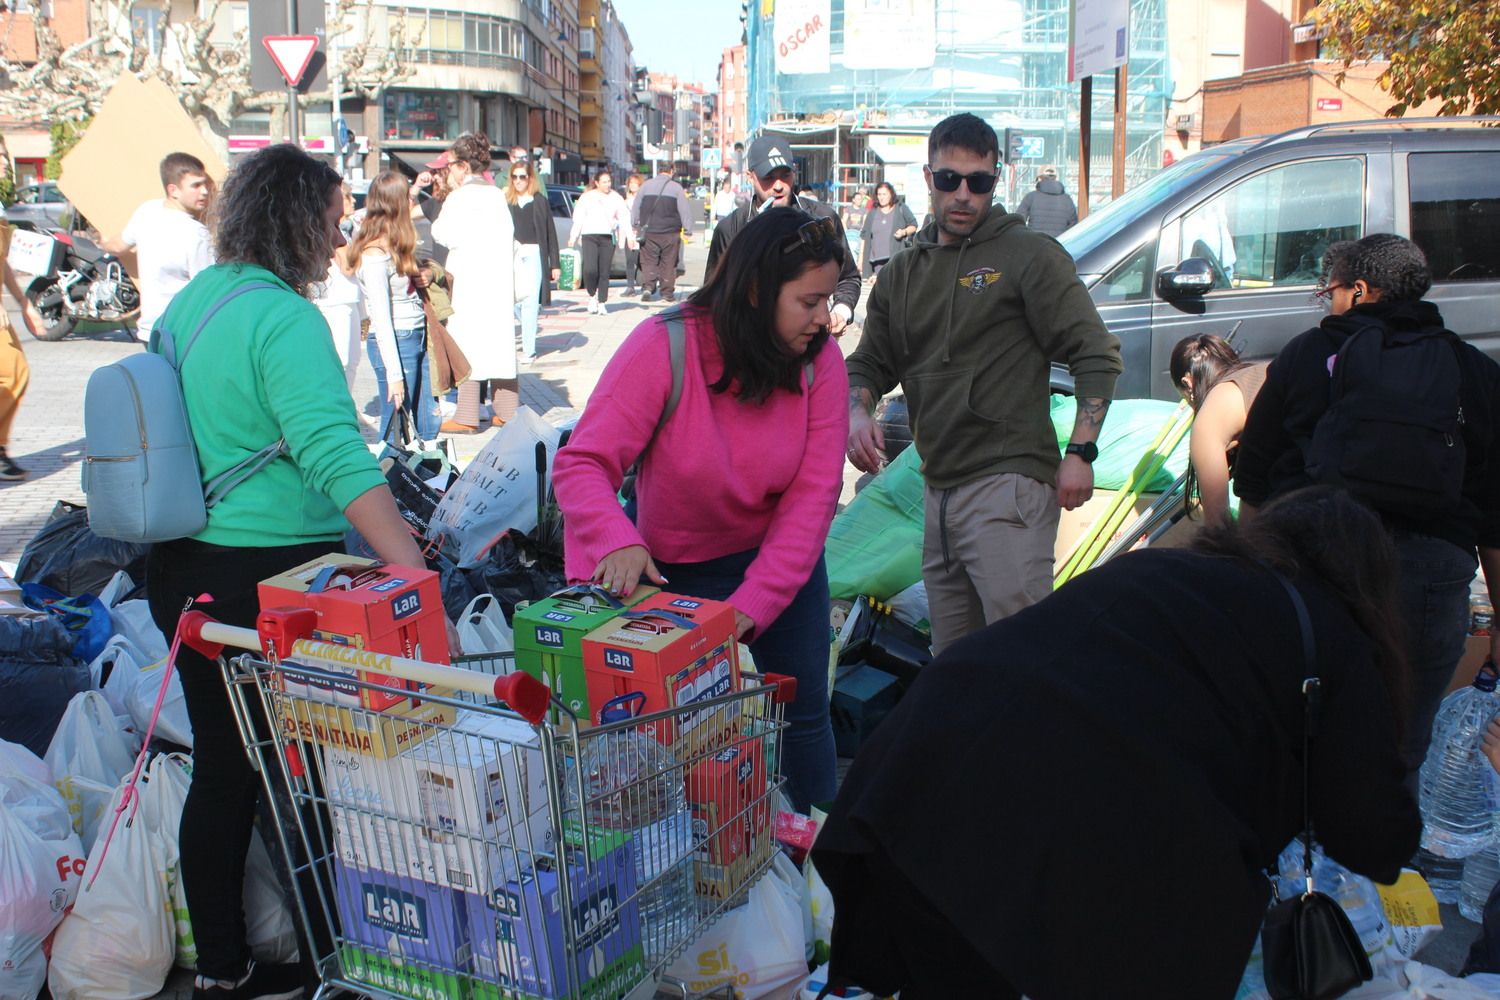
xmin=553 ymin=306 xmax=849 ymax=632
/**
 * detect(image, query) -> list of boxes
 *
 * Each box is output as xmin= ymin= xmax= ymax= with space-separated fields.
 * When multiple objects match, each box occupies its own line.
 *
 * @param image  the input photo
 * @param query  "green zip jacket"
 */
xmin=155 ymin=262 xmax=386 ymax=547
xmin=846 ymin=211 xmax=1121 ymax=489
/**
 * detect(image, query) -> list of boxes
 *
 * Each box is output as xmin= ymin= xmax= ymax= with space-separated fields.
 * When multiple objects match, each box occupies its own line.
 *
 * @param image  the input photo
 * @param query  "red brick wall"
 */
xmin=0 ymin=0 xmax=90 ymax=65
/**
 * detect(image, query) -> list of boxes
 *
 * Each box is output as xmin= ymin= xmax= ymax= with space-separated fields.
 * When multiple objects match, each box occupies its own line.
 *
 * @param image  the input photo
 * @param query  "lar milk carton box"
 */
xmin=331 ymin=859 xmax=469 ymax=976
xmin=514 ymin=585 xmax=658 ymax=722
xmin=463 ymin=836 xmax=645 ymax=1000
xmin=581 ymin=592 xmax=740 ymax=753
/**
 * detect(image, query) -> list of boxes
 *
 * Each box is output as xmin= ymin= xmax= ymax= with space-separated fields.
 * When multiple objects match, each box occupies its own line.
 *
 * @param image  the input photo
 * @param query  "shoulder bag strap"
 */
xmin=159 ymin=281 xmax=282 ymax=372
xmin=629 ymin=304 xmax=688 ymax=473
xmin=1271 ymin=569 xmax=1320 ymax=893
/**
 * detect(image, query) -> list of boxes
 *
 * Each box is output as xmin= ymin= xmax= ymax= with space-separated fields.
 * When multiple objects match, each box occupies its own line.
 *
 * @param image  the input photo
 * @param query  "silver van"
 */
xmin=1058 ymin=119 xmax=1500 ymax=399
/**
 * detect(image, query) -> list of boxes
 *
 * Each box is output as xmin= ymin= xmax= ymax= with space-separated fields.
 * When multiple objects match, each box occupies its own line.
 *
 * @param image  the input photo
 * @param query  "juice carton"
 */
xmin=514 ymin=585 xmax=658 ymax=722
xmin=581 ymin=592 xmax=740 ymax=752
xmin=285 ymin=693 xmax=454 ymax=759
xmin=462 ymin=836 xmax=645 ymax=1000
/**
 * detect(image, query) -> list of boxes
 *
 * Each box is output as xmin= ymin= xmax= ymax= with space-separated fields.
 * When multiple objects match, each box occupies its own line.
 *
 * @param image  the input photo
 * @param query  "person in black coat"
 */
xmin=1017 ymin=166 xmax=1078 ymax=237
xmin=812 ymin=486 xmax=1419 ymax=1000
xmin=1234 ymin=234 xmax=1500 ymax=780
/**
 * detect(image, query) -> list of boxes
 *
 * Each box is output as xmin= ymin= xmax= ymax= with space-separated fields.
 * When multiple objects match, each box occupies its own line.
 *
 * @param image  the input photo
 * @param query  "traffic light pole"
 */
xmin=1112 ymin=64 xmax=1128 ymax=198
xmin=1078 ymin=75 xmax=1092 ymax=221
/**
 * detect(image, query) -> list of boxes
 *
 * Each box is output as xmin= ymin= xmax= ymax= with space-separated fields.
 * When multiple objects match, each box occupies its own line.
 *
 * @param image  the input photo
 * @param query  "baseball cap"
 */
xmin=747 ymin=134 xmax=795 ymax=178
xmin=1041 ymin=165 xmax=1058 ymax=177
xmin=424 ymin=151 xmax=452 ymax=170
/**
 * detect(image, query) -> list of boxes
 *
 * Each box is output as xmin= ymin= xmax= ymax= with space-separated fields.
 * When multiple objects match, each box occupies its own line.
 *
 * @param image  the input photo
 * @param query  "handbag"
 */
xmin=1260 ymin=573 xmax=1373 ymax=1000
xmin=418 ymin=284 xmax=471 ymax=392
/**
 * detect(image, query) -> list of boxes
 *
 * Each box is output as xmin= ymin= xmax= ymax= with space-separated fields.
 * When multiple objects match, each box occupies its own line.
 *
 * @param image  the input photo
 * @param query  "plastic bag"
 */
xmin=16 ymin=500 xmax=150 ymax=599
xmin=666 ymin=853 xmax=811 ymax=999
xmin=0 ymin=769 xmax=85 ymax=1000
xmin=457 ymin=593 xmax=514 ymax=654
xmin=884 ymin=580 xmax=930 ymax=633
xmin=98 ymin=636 xmax=191 ymax=750
xmin=0 ymin=738 xmax=53 ymax=788
xmin=48 ymin=753 xmax=183 ymax=999
xmin=97 ymin=571 xmax=168 ymax=661
xmin=1049 ymin=395 xmax=1190 ymax=493
xmin=44 ymin=691 xmax=138 ymax=852
xmin=1374 ymin=870 xmax=1443 ymax=959
xmin=243 ymin=829 xmax=300 ymax=964
xmin=462 ymin=531 xmax=566 ymax=622
xmin=0 ymin=649 xmax=92 ymax=758
xmin=824 ymin=445 xmax=925 ymax=602
xmin=21 ymin=583 xmax=113 ymax=662
xmin=427 ymin=406 xmax=562 ymax=567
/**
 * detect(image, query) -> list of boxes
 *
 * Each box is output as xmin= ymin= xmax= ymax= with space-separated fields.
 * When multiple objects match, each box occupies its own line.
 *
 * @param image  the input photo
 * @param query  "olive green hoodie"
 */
xmin=847 ymin=210 xmax=1121 ymax=489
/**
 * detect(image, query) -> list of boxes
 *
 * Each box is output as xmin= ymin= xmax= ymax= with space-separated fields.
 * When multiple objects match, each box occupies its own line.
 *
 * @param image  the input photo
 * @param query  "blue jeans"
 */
xmin=367 ymin=323 xmax=439 ymax=442
xmin=1393 ymin=530 xmax=1477 ymax=784
xmin=655 ymin=549 xmax=837 ymax=812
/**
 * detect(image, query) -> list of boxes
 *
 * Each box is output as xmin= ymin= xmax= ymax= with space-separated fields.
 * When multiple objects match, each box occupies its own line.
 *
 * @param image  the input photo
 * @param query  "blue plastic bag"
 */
xmin=20 ymin=583 xmax=113 ymax=662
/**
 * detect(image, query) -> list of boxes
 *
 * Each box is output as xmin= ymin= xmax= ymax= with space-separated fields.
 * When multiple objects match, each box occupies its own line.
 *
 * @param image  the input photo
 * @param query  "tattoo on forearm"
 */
xmin=849 ymin=386 xmax=876 ymax=416
xmin=1076 ymin=397 xmax=1110 ymax=431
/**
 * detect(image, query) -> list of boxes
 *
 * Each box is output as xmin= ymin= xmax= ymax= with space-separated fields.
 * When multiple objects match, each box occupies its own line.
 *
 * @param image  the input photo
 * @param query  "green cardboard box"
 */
xmin=514 ymin=585 xmax=657 ymax=722
xmin=340 ymin=945 xmax=468 ymax=1000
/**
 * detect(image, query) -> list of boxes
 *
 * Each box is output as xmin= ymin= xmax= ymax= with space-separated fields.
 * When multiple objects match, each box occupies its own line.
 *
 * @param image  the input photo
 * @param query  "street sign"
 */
xmin=702 ymin=148 xmax=722 ymax=170
xmin=262 ymin=36 xmax=319 ymax=88
xmin=1018 ymin=136 xmax=1045 ymax=159
xmin=249 ymin=0 xmax=327 ymax=93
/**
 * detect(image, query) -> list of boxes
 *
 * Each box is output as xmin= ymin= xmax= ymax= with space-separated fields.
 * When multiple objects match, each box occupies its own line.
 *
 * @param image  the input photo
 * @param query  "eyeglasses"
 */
xmin=511 ymin=172 xmax=529 ymax=180
xmin=1314 ymin=283 xmax=1348 ymax=300
xmin=930 ymin=168 xmax=998 ymax=194
xmin=781 ymin=216 xmax=841 ymax=255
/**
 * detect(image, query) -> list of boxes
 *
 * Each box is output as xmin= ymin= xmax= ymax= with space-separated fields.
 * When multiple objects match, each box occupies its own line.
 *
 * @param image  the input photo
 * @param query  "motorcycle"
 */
xmin=19 ymin=225 xmax=139 ymax=341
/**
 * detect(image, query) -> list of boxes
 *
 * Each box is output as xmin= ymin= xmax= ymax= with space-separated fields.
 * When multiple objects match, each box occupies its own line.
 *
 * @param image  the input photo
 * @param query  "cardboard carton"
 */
xmin=686 ymin=741 xmax=768 ymax=869
xmin=514 ymin=585 xmax=658 ymax=722
xmin=283 ymin=695 xmax=453 ymax=759
xmin=331 ymin=860 xmax=469 ymax=974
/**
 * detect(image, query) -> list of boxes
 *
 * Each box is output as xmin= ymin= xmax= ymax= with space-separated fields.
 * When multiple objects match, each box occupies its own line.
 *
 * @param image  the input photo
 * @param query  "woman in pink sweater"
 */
xmin=553 ymin=207 xmax=849 ymax=809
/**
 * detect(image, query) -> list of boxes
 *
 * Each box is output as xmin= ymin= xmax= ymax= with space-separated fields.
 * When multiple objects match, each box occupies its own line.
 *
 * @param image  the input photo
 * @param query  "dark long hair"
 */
xmin=1191 ymin=486 xmax=1410 ymax=737
xmin=689 ymin=206 xmax=845 ymax=403
xmin=1170 ymin=333 xmax=1252 ymax=517
xmin=212 ymin=144 xmax=342 ymax=295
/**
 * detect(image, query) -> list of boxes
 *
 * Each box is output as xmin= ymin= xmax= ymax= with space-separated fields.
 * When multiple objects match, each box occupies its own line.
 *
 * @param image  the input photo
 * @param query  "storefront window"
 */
xmin=383 ymin=91 xmax=461 ymax=142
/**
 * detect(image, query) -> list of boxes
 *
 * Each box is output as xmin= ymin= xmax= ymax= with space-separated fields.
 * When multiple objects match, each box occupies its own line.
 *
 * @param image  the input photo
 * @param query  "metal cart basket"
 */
xmin=189 ymin=614 xmax=792 ymax=1000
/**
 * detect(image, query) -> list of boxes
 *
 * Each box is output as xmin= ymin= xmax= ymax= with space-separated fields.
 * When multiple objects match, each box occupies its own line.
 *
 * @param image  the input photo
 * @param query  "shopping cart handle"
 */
xmin=178 ymin=610 xmax=227 ymax=659
xmin=493 ymin=672 xmax=550 ymax=726
xmin=763 ymin=672 xmax=798 ymax=705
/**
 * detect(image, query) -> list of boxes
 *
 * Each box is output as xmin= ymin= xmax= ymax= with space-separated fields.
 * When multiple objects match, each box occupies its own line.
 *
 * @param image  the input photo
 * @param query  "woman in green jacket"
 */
xmin=144 ymin=144 xmax=431 ymax=1000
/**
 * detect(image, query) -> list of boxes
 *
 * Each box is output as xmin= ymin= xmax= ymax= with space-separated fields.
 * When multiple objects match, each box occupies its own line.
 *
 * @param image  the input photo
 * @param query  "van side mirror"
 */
xmin=1156 ymin=258 xmax=1217 ymax=298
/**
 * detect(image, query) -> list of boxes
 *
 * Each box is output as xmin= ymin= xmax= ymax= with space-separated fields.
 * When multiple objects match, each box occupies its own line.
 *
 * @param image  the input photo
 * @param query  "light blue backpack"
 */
xmin=82 ymin=282 xmax=286 ymax=543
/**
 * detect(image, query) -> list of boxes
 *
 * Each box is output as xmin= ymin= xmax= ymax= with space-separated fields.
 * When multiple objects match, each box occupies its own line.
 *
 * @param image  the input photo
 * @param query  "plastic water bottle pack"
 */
xmin=1419 ymin=661 xmax=1500 ymax=858
xmin=1462 ymin=845 xmax=1500 ymax=923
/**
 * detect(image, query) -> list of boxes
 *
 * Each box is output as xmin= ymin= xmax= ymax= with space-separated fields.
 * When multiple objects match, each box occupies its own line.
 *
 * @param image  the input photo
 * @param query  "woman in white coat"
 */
xmin=431 ymin=132 xmax=518 ymax=431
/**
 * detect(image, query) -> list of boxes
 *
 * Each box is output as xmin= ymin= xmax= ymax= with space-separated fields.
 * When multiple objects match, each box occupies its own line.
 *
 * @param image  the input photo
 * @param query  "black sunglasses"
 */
xmin=930 ymin=168 xmax=998 ymax=194
xmin=781 ymin=216 xmax=841 ymax=255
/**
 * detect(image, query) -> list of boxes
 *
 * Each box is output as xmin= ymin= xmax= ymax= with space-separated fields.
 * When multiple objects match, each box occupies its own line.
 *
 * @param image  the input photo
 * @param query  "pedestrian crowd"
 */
xmin=12 ymin=107 xmax=1500 ymax=1000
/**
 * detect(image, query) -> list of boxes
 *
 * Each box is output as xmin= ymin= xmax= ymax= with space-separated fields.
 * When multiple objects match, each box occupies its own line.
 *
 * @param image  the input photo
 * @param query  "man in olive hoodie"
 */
xmin=846 ymin=114 xmax=1122 ymax=652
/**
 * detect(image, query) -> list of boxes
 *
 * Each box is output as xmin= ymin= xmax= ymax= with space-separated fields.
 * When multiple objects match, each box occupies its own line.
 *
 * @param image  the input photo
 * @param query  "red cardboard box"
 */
xmin=686 ymin=740 xmax=768 ymax=867
xmin=258 ymin=555 xmax=450 ymax=713
xmin=581 ymin=592 xmax=739 ymax=748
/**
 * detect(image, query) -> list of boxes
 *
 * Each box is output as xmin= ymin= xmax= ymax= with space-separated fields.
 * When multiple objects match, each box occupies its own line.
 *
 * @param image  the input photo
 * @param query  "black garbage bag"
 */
xmin=16 ymin=500 xmax=150 ymax=597
xmin=0 ymin=615 xmax=92 ymax=755
xmin=463 ymin=530 xmax=565 ymax=625
xmin=874 ymin=394 xmax=914 ymax=461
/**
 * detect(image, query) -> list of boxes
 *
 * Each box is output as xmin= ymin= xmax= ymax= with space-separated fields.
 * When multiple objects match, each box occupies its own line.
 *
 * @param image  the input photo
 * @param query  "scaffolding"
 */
xmin=746 ymin=0 xmax=1171 ymax=214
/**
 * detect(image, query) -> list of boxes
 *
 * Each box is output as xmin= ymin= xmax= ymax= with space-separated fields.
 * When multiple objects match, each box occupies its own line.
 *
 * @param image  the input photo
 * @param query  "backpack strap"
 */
xmin=154 ymin=281 xmax=289 ymax=509
xmin=630 ymin=304 xmax=689 ymax=474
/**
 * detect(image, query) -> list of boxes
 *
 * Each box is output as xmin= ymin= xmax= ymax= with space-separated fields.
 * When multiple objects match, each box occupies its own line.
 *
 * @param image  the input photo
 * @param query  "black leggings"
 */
xmin=580 ymin=233 xmax=613 ymax=301
xmin=146 ymin=536 xmax=342 ymax=979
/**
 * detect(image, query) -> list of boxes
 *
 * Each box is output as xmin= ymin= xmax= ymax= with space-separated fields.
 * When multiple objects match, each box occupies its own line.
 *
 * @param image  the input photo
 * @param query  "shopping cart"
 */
xmin=182 ymin=610 xmax=792 ymax=1000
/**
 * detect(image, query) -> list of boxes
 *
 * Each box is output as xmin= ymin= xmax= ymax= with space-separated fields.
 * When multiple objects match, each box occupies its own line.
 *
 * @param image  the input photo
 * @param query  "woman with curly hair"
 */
xmin=1236 ymin=233 xmax=1500 ymax=781
xmin=144 ymin=143 xmax=431 ymax=1000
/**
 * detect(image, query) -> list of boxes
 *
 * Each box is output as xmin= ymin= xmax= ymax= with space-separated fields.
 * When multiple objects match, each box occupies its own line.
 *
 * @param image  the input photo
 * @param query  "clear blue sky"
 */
xmin=611 ymin=0 xmax=743 ymax=86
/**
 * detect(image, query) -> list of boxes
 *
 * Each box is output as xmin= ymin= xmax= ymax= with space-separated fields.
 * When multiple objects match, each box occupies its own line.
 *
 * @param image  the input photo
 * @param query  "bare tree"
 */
xmin=0 ymin=0 xmax=416 ymax=150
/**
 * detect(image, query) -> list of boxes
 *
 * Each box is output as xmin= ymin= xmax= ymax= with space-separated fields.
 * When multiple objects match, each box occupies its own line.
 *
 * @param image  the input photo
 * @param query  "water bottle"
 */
xmin=1462 ymin=845 xmax=1500 ymax=922
xmin=566 ymin=694 xmax=696 ymax=960
xmin=1276 ymin=841 xmax=1394 ymax=971
xmin=1415 ymin=847 xmax=1464 ymax=904
xmin=1418 ymin=662 xmax=1500 ymax=858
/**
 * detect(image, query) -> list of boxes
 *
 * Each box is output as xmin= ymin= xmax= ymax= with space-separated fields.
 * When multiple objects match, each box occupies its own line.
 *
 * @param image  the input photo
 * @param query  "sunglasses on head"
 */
xmin=781 ymin=216 xmax=841 ymax=255
xmin=930 ymin=168 xmax=998 ymax=194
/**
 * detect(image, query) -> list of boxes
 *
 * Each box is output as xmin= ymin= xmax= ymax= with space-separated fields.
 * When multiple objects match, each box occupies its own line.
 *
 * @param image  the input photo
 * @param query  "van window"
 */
xmin=1410 ymin=152 xmax=1500 ymax=282
xmin=1178 ymin=157 xmax=1364 ymax=289
xmin=1098 ymin=241 xmax=1156 ymax=302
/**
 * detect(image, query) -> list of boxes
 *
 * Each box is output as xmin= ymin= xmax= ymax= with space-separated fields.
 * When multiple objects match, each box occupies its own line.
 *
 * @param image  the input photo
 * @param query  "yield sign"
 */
xmin=261 ymin=35 xmax=319 ymax=87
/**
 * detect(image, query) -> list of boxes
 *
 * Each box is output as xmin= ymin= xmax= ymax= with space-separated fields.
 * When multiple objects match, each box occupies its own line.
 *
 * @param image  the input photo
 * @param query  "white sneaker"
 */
xmin=586 ymin=299 xmax=599 ymax=315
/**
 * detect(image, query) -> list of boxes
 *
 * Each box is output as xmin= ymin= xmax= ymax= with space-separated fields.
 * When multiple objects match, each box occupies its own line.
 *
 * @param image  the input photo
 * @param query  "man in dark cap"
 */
xmin=707 ymin=133 xmax=861 ymax=334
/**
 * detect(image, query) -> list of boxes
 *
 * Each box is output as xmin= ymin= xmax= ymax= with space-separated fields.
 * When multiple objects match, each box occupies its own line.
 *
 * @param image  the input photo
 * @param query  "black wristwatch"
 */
xmin=1065 ymin=441 xmax=1098 ymax=463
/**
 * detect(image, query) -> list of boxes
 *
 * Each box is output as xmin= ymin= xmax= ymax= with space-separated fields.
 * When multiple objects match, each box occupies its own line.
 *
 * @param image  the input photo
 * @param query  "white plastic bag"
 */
xmin=98 ymin=572 xmax=168 ymax=661
xmin=95 ymin=634 xmax=146 ymax=714
xmin=885 ymin=580 xmax=930 ymax=631
xmin=457 ymin=593 xmax=514 ymax=655
xmin=44 ymin=691 xmax=138 ymax=851
xmin=0 ymin=737 xmax=53 ymax=788
xmin=243 ymin=830 xmax=300 ymax=964
xmin=47 ymin=755 xmax=185 ymax=999
xmin=667 ymin=853 xmax=810 ymax=1000
xmin=96 ymin=636 xmax=192 ymax=749
xmin=427 ymin=406 xmax=561 ymax=567
xmin=0 ymin=768 xmax=84 ymax=1000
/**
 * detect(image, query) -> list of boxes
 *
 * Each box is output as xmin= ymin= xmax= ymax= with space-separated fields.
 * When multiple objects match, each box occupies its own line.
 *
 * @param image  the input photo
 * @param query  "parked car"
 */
xmin=1058 ymin=119 xmax=1500 ymax=399
xmin=5 ymin=181 xmax=73 ymax=229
